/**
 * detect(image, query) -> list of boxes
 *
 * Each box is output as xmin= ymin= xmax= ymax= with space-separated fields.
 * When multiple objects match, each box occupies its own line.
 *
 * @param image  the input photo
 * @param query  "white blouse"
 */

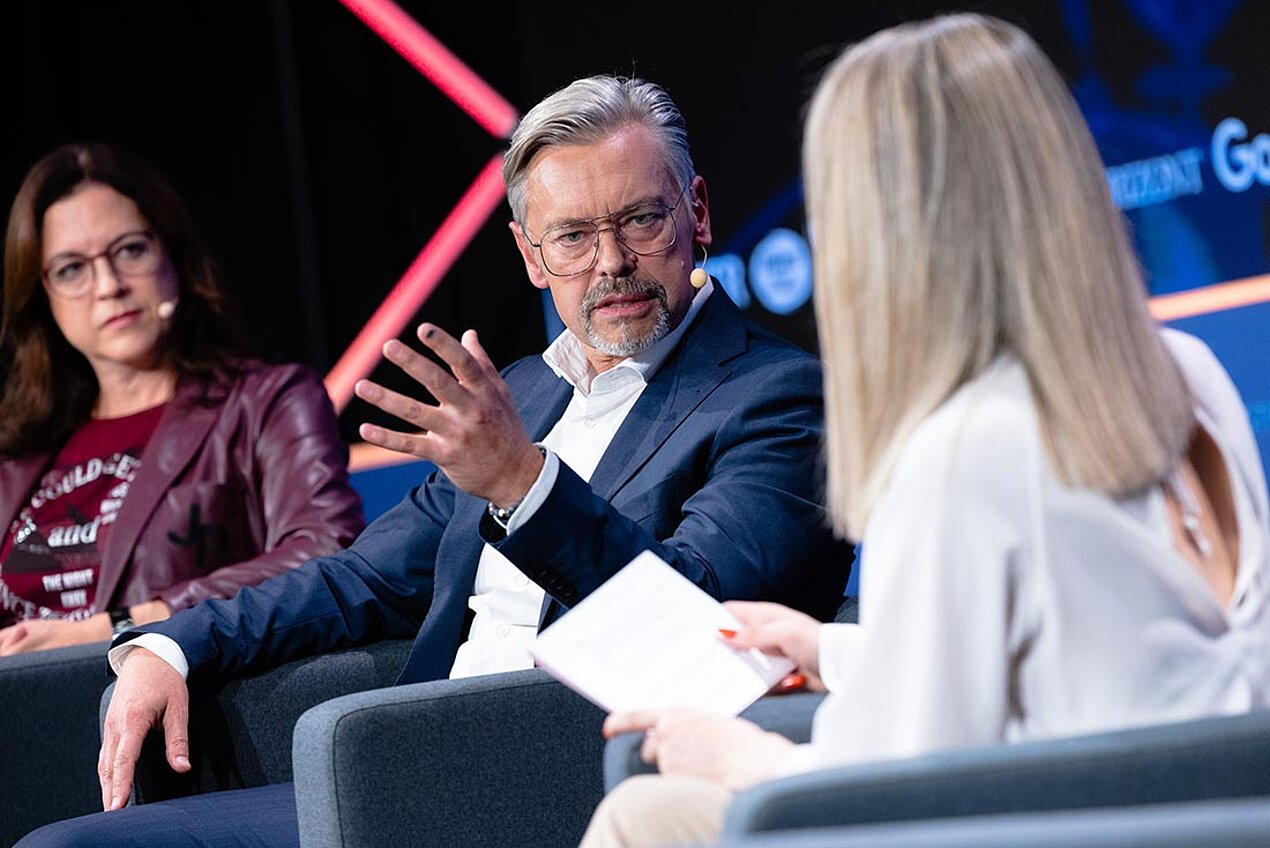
xmin=783 ymin=329 xmax=1270 ymax=775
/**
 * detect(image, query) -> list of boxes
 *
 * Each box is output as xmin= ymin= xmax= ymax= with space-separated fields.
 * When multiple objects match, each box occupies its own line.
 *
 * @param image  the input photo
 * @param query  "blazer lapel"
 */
xmin=96 ymin=374 xmax=223 ymax=608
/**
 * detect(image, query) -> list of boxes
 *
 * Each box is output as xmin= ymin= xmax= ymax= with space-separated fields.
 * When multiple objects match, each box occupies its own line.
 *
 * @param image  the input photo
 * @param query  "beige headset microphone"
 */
xmin=690 ymin=246 xmax=709 ymax=289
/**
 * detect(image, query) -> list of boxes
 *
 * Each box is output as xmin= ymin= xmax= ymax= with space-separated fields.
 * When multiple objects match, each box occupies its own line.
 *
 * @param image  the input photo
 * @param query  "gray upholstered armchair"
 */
xmin=602 ymin=703 xmax=1270 ymax=847
xmin=712 ymin=797 xmax=1270 ymax=847
xmin=80 ymin=597 xmax=853 ymax=848
xmin=98 ymin=649 xmax=611 ymax=848
xmin=291 ymin=668 xmax=608 ymax=848
xmin=102 ymin=638 xmax=416 ymax=806
xmin=280 ymin=597 xmax=859 ymax=847
xmin=0 ymin=641 xmax=114 ymax=847
xmin=288 ymin=676 xmax=828 ymax=848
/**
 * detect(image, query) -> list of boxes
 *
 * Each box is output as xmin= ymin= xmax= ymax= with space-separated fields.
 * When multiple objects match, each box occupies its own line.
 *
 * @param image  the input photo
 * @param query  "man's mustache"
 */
xmin=581 ymin=278 xmax=668 ymax=316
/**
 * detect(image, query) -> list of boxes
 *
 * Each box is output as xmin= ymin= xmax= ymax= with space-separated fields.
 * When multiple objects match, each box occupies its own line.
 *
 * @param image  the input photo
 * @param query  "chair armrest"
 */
xmin=717 ymin=796 xmax=1270 ymax=848
xmin=292 ymin=668 xmax=606 ymax=848
xmin=100 ymin=638 xmax=414 ymax=804
xmin=0 ymin=641 xmax=113 ymax=846
xmin=603 ymin=692 xmax=827 ymax=791
xmin=722 ymin=709 xmax=1270 ymax=837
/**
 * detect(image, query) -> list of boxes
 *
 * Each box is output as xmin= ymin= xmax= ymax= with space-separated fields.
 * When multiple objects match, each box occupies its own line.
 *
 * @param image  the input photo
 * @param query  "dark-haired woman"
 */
xmin=0 ymin=143 xmax=364 ymax=655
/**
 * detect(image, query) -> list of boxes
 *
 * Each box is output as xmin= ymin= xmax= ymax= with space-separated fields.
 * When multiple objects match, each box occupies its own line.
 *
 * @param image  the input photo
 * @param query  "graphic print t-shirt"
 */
xmin=0 ymin=405 xmax=165 ymax=623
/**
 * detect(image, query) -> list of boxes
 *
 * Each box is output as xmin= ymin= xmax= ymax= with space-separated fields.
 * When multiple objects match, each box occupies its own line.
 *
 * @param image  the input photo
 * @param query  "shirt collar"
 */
xmin=542 ymin=279 xmax=714 ymax=394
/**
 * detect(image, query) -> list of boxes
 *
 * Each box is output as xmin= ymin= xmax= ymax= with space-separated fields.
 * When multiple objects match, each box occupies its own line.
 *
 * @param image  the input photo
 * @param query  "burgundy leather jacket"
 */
xmin=0 ymin=361 xmax=365 ymax=618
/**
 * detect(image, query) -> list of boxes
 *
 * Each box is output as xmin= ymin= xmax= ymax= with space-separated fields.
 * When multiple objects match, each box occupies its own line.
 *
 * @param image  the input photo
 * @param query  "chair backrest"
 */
xmin=717 ymin=796 xmax=1270 ymax=848
xmin=724 ymin=708 xmax=1270 ymax=836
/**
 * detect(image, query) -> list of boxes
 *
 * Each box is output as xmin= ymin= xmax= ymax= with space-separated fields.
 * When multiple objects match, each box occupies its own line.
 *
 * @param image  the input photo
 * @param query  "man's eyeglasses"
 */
xmin=42 ymin=231 xmax=162 ymax=298
xmin=524 ymin=190 xmax=686 ymax=277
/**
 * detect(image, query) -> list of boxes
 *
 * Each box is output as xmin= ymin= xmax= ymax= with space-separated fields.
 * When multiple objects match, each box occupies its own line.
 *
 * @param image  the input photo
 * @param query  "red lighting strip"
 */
xmin=338 ymin=0 xmax=518 ymax=139
xmin=1149 ymin=273 xmax=1270 ymax=322
xmin=325 ymin=154 xmax=508 ymax=412
xmin=350 ymin=441 xmax=424 ymax=472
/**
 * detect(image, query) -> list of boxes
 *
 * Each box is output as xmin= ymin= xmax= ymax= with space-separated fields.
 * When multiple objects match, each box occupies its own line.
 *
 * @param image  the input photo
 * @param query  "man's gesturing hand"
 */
xmin=354 ymin=323 xmax=544 ymax=508
xmin=98 ymin=648 xmax=191 ymax=811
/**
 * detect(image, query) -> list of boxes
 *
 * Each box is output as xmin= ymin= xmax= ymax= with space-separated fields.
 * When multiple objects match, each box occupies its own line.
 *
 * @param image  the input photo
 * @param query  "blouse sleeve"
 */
xmin=786 ymin=382 xmax=1034 ymax=773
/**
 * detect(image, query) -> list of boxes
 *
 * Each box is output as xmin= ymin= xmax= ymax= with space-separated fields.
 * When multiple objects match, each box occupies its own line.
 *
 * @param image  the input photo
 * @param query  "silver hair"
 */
xmin=502 ymin=75 xmax=695 ymax=225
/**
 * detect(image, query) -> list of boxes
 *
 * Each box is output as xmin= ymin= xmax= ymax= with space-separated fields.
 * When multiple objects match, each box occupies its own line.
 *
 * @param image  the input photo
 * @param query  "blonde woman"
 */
xmin=580 ymin=12 xmax=1270 ymax=848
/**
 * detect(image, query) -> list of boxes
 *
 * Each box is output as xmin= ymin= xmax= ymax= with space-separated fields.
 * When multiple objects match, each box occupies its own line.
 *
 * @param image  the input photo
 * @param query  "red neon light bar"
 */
xmin=324 ymin=153 xmax=508 ymax=412
xmin=1149 ymin=273 xmax=1270 ymax=322
xmin=338 ymin=0 xmax=519 ymax=139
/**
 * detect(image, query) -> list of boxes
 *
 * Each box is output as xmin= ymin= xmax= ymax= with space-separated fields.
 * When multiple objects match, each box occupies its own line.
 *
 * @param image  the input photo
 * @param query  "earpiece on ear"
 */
xmin=157 ymin=300 xmax=177 ymax=320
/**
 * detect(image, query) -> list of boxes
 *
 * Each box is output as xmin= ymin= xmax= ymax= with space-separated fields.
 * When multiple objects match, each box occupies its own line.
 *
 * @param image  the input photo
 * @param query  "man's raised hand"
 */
xmin=354 ymin=323 xmax=543 ymax=508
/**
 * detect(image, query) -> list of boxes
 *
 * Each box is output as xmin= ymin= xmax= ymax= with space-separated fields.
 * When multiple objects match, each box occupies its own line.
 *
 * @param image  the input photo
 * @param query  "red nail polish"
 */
xmin=777 ymin=673 xmax=806 ymax=693
xmin=718 ymin=628 xmax=737 ymax=639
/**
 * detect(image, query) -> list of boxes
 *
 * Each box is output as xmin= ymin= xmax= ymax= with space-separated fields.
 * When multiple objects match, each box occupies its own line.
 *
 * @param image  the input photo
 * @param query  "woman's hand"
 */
xmin=0 ymin=615 xmax=110 ymax=656
xmin=603 ymin=708 xmax=794 ymax=791
xmin=0 ymin=600 xmax=169 ymax=656
xmin=722 ymin=601 xmax=827 ymax=692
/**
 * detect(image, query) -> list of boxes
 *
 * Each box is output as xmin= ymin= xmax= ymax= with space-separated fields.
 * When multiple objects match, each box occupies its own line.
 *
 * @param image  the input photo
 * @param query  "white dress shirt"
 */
xmin=782 ymin=328 xmax=1270 ymax=775
xmin=111 ymin=282 xmax=715 ymax=680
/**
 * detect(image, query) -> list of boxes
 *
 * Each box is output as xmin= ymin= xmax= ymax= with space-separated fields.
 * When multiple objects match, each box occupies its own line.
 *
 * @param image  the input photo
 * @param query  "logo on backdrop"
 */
xmin=1212 ymin=118 xmax=1270 ymax=192
xmin=748 ymin=229 xmax=813 ymax=316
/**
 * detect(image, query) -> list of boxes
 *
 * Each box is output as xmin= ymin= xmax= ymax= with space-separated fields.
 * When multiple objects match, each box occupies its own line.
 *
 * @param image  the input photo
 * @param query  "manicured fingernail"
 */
xmin=175 ymin=756 xmax=190 ymax=768
xmin=718 ymin=628 xmax=737 ymax=639
xmin=110 ymin=796 xmax=120 ymax=810
xmin=779 ymin=673 xmax=806 ymax=691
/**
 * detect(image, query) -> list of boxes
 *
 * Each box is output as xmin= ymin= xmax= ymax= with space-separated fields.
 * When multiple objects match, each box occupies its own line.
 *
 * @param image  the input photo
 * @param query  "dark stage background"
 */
xmin=3 ymin=1 xmax=1268 ymax=462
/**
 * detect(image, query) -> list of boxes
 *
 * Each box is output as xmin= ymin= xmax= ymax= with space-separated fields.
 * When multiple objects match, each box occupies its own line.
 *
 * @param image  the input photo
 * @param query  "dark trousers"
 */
xmin=16 ymin=783 xmax=297 ymax=848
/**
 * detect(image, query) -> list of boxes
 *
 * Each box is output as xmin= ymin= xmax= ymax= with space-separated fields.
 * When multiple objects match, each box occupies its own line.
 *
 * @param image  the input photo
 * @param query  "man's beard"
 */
xmin=580 ymin=276 xmax=671 ymax=356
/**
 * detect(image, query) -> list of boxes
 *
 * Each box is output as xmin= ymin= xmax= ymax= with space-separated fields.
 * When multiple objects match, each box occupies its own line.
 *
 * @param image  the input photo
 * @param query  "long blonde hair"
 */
xmin=803 ymin=13 xmax=1192 ymax=538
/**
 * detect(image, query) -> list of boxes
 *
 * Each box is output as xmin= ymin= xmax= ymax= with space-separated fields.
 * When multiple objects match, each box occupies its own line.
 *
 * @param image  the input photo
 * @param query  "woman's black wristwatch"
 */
xmin=108 ymin=607 xmax=135 ymax=637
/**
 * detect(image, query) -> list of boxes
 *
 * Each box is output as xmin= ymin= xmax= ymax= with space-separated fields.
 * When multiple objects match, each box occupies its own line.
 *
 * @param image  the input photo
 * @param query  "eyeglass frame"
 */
xmin=40 ymin=229 xmax=164 ymax=299
xmin=520 ymin=185 xmax=690 ymax=277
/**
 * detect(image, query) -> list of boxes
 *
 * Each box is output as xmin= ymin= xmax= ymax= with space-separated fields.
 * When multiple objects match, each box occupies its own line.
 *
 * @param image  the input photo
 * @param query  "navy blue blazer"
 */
xmin=145 ymin=291 xmax=852 ymax=684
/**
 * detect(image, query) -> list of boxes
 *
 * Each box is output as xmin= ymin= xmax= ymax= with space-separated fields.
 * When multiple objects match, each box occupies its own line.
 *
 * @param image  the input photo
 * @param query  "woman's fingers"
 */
xmin=603 ymin=710 xmax=661 ymax=738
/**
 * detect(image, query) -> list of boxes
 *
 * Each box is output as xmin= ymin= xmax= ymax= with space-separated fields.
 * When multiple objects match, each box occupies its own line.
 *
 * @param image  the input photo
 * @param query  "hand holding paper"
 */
xmin=720 ymin=599 xmax=826 ymax=693
xmin=529 ymin=551 xmax=797 ymax=716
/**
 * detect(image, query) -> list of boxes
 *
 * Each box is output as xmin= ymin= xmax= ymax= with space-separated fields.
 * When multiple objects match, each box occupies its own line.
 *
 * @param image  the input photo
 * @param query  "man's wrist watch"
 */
xmin=486 ymin=445 xmax=547 ymax=531
xmin=108 ymin=607 xmax=135 ymax=637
